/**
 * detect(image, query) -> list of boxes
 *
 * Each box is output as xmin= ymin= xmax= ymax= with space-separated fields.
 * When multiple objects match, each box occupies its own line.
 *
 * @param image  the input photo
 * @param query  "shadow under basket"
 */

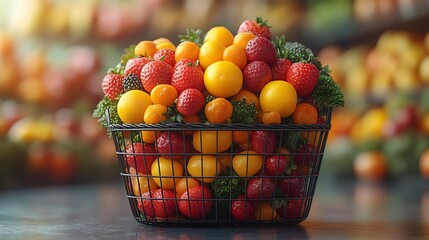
xmin=106 ymin=109 xmax=332 ymax=226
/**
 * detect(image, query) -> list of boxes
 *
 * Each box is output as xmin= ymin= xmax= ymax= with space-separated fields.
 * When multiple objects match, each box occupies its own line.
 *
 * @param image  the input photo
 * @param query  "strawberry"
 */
xmin=101 ymin=73 xmax=123 ymax=100
xmin=231 ymin=195 xmax=254 ymax=221
xmin=246 ymin=177 xmax=275 ymax=199
xmin=245 ymin=37 xmax=276 ymax=66
xmin=271 ymin=58 xmax=292 ymax=80
xmin=153 ymin=49 xmax=176 ymax=68
xmin=250 ymin=130 xmax=276 ymax=154
xmin=156 ymin=131 xmax=191 ymax=160
xmin=171 ymin=60 xmax=204 ymax=93
xmin=176 ymin=88 xmax=205 ymax=116
xmin=237 ymin=17 xmax=272 ymax=40
xmin=178 ymin=185 xmax=213 ymax=219
xmin=286 ymin=62 xmax=319 ymax=97
xmin=294 ymin=144 xmax=317 ymax=171
xmin=264 ymin=155 xmax=288 ymax=176
xmin=276 ymin=199 xmax=304 ymax=220
xmin=138 ymin=189 xmax=176 ymax=219
xmin=276 ymin=176 xmax=304 ymax=198
xmin=124 ymin=57 xmax=150 ymax=77
xmin=125 ymin=143 xmax=157 ymax=174
xmin=242 ymin=61 xmax=272 ymax=93
xmin=141 ymin=60 xmax=173 ymax=93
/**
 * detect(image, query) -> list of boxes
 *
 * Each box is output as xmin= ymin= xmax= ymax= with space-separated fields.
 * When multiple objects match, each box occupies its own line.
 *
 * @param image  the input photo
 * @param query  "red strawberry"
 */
xmin=294 ymin=144 xmax=317 ymax=171
xmin=231 ymin=195 xmax=254 ymax=221
xmin=176 ymin=88 xmax=205 ymax=116
xmin=276 ymin=199 xmax=305 ymax=220
xmin=141 ymin=60 xmax=173 ymax=93
xmin=101 ymin=73 xmax=123 ymax=100
xmin=153 ymin=49 xmax=176 ymax=68
xmin=138 ymin=189 xmax=176 ymax=219
xmin=264 ymin=155 xmax=288 ymax=176
xmin=178 ymin=185 xmax=213 ymax=219
xmin=156 ymin=131 xmax=191 ymax=160
xmin=245 ymin=37 xmax=276 ymax=66
xmin=250 ymin=130 xmax=276 ymax=154
xmin=271 ymin=58 xmax=292 ymax=80
xmin=171 ymin=60 xmax=204 ymax=93
xmin=286 ymin=62 xmax=319 ymax=97
xmin=243 ymin=61 xmax=272 ymax=93
xmin=125 ymin=143 xmax=157 ymax=174
xmin=237 ymin=17 xmax=272 ymax=40
xmin=124 ymin=57 xmax=150 ymax=77
xmin=276 ymin=176 xmax=304 ymax=198
xmin=246 ymin=177 xmax=275 ymax=199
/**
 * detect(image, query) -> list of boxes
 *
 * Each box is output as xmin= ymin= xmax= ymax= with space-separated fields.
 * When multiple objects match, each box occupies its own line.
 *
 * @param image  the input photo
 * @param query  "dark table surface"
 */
xmin=1 ymin=176 xmax=429 ymax=240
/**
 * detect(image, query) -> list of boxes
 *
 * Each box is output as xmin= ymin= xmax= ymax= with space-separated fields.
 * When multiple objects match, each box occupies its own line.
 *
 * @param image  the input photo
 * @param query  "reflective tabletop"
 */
xmin=1 ymin=176 xmax=428 ymax=240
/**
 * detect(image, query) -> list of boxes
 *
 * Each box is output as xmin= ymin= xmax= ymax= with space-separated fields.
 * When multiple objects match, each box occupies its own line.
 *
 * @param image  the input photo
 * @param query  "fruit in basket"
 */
xmin=293 ymin=103 xmax=318 ymax=125
xmin=231 ymin=195 xmax=254 ymax=221
xmin=272 ymin=58 xmax=292 ymax=80
xmin=276 ymin=199 xmax=304 ymax=219
xmin=259 ymin=80 xmax=297 ymax=118
xmin=140 ymin=60 xmax=173 ymax=93
xmin=238 ymin=17 xmax=272 ymax=40
xmin=123 ymin=73 xmax=143 ymax=92
xmin=264 ymin=155 xmax=288 ymax=176
xmin=245 ymin=37 xmax=277 ymax=66
xmin=123 ymin=57 xmax=150 ymax=77
xmin=204 ymin=26 xmax=234 ymax=47
xmin=171 ymin=60 xmax=204 ymax=93
xmin=149 ymin=84 xmax=178 ymax=107
xmin=204 ymin=61 xmax=243 ymax=97
xmin=138 ymin=189 xmax=176 ymax=219
xmin=134 ymin=40 xmax=157 ymax=58
xmin=187 ymin=155 xmax=220 ymax=183
xmin=254 ymin=202 xmax=278 ymax=221
xmin=129 ymin=167 xmax=158 ymax=196
xmin=117 ymin=90 xmax=152 ymax=124
xmin=101 ymin=73 xmax=123 ymax=100
xmin=205 ymin=98 xmax=233 ymax=124
xmin=233 ymin=151 xmax=263 ymax=177
xmin=250 ymin=130 xmax=276 ymax=154
xmin=277 ymin=176 xmax=305 ymax=198
xmin=175 ymin=178 xmax=200 ymax=198
xmin=192 ymin=130 xmax=232 ymax=154
xmin=125 ymin=143 xmax=157 ymax=174
xmin=243 ymin=61 xmax=272 ymax=93
xmin=246 ymin=177 xmax=275 ymax=199
xmin=175 ymin=41 xmax=200 ymax=62
xmin=151 ymin=157 xmax=184 ymax=189
xmin=178 ymin=185 xmax=213 ymax=219
xmin=156 ymin=131 xmax=191 ymax=160
xmin=153 ymin=49 xmax=176 ymax=68
xmin=287 ymin=62 xmax=319 ymax=97
xmin=176 ymin=88 xmax=205 ymax=116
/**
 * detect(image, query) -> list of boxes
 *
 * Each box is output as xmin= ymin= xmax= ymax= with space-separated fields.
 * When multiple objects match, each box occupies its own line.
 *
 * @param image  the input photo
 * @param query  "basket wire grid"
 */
xmin=107 ymin=109 xmax=332 ymax=226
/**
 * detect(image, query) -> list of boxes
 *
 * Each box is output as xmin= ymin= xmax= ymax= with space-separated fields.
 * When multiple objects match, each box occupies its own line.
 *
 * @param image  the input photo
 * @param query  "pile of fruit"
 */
xmin=93 ymin=18 xmax=344 ymax=222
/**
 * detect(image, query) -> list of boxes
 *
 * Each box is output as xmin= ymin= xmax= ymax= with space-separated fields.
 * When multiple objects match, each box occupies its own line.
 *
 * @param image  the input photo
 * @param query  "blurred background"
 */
xmin=1 ymin=0 xmax=429 ymax=189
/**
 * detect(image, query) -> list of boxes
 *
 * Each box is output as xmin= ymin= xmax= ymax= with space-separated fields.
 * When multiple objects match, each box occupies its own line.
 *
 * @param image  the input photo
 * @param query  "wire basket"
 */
xmin=107 ymin=109 xmax=332 ymax=226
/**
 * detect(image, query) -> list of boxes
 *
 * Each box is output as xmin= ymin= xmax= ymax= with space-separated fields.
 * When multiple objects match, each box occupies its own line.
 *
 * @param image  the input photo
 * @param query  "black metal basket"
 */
xmin=107 ymin=109 xmax=332 ymax=226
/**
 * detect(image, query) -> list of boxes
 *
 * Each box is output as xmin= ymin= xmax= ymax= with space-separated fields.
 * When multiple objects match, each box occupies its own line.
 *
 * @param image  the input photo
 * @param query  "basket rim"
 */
xmin=106 ymin=109 xmax=332 ymax=131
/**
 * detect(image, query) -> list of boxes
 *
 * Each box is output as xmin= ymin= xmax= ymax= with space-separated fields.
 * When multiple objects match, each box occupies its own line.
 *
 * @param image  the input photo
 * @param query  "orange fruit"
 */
xmin=204 ymin=26 xmax=234 ymax=47
xmin=187 ymin=155 xmax=221 ymax=183
xmin=141 ymin=130 xmax=162 ymax=144
xmin=117 ymin=90 xmax=152 ymax=124
xmin=293 ymin=103 xmax=318 ymax=124
xmin=204 ymin=61 xmax=242 ymax=98
xmin=259 ymin=80 xmax=297 ymax=117
xmin=217 ymin=155 xmax=233 ymax=173
xmin=223 ymin=44 xmax=247 ymax=70
xmin=134 ymin=40 xmax=157 ymax=57
xmin=233 ymin=32 xmax=256 ymax=51
xmin=129 ymin=167 xmax=158 ymax=196
xmin=193 ymin=130 xmax=232 ymax=154
xmin=143 ymin=104 xmax=167 ymax=124
xmin=199 ymin=40 xmax=225 ymax=70
xmin=231 ymin=89 xmax=260 ymax=109
xmin=151 ymin=157 xmax=183 ymax=189
xmin=254 ymin=202 xmax=278 ymax=220
xmin=150 ymin=84 xmax=178 ymax=107
xmin=262 ymin=111 xmax=282 ymax=124
xmin=205 ymin=98 xmax=233 ymax=124
xmin=153 ymin=38 xmax=176 ymax=51
xmin=175 ymin=41 xmax=199 ymax=62
xmin=232 ymin=130 xmax=250 ymax=144
xmin=175 ymin=178 xmax=200 ymax=198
